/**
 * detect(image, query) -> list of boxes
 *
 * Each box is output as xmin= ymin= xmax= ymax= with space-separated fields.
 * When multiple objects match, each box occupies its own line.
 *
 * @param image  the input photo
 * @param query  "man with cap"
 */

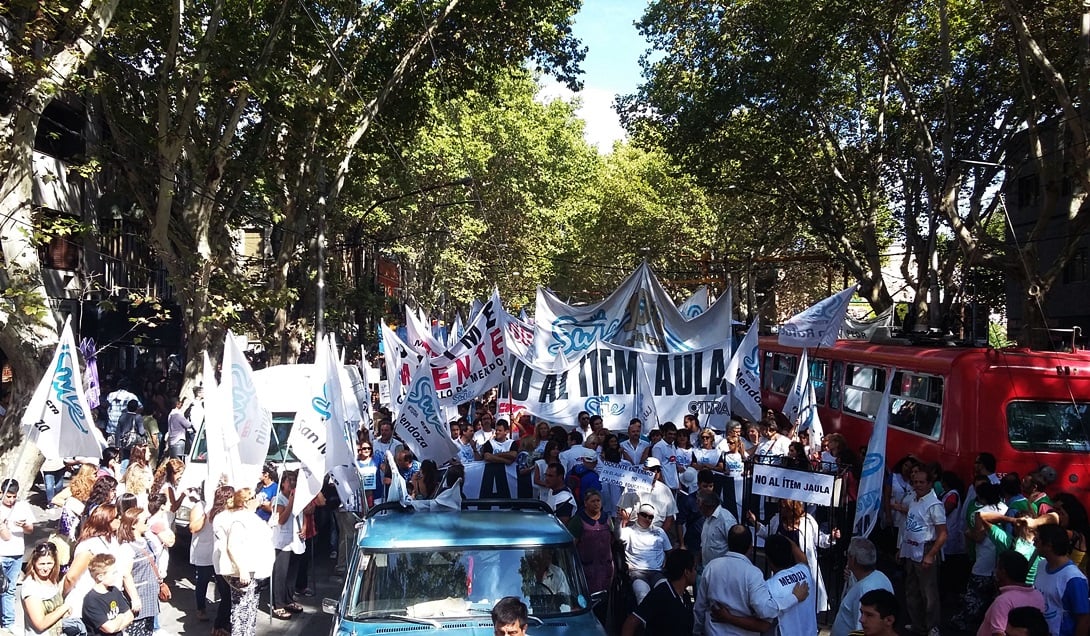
xmin=619 ymin=502 xmax=672 ymax=603
xmin=622 ymin=457 xmax=679 ymax=545
xmin=567 ymin=448 xmax=602 ymax=507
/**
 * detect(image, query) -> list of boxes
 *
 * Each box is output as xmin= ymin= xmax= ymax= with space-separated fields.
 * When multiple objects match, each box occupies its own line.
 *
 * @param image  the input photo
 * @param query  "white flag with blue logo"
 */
xmin=782 ymin=349 xmax=809 ymax=425
xmin=726 ymin=317 xmax=763 ymax=421
xmin=778 ymin=286 xmax=856 ymax=349
xmin=21 ymin=317 xmax=106 ymax=459
xmin=287 ymin=342 xmax=343 ymax=515
xmin=853 ymin=374 xmax=893 ymax=539
xmin=392 ymin=362 xmax=459 ymax=465
xmin=798 ymin=381 xmax=825 ymax=441
xmin=221 ymin=331 xmax=271 ymax=486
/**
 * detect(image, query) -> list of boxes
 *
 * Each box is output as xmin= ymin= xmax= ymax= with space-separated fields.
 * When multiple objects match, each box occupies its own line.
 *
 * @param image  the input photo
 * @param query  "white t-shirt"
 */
xmin=67 ymin=536 xmax=121 ymax=618
xmin=651 ymin=441 xmax=680 ymax=490
xmin=620 ymin=439 xmax=650 ymax=465
xmin=471 ymin=429 xmax=494 ymax=448
xmin=767 ymin=563 xmax=817 ymax=635
xmin=0 ymin=500 xmax=34 ymax=556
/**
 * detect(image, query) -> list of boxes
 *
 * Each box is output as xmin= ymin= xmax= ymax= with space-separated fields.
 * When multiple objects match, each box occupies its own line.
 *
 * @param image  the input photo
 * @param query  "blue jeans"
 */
xmin=0 ymin=556 xmax=22 ymax=627
xmin=43 ymin=469 xmax=65 ymax=503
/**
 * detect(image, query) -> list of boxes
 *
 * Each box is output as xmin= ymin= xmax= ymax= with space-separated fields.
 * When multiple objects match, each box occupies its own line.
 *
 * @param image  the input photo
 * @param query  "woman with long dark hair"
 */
xmin=206 ymin=485 xmax=236 ymax=636
xmin=63 ymin=504 xmax=138 ymax=623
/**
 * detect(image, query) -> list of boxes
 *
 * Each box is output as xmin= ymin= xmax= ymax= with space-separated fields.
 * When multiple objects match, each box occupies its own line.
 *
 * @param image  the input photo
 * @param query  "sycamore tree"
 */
xmin=358 ymin=71 xmax=600 ymax=315
xmin=96 ymin=0 xmax=585 ymax=374
xmin=0 ymin=1 xmax=118 ymax=470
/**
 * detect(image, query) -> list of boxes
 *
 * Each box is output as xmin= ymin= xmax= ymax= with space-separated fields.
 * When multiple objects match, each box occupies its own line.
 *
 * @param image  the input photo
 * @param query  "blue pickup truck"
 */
xmin=323 ymin=499 xmax=608 ymax=635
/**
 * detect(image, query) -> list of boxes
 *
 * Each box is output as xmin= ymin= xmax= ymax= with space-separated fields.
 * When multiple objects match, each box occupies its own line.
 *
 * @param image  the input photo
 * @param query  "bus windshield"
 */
xmin=1008 ymin=401 xmax=1090 ymax=452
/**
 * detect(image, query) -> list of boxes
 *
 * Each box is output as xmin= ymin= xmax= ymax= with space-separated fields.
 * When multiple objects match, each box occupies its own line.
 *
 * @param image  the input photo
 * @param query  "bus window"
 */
xmin=768 ymin=353 xmax=798 ymax=395
xmin=889 ymin=372 xmax=943 ymax=438
xmin=810 ymin=359 xmax=828 ymax=406
xmin=829 ymin=361 xmax=844 ymax=410
xmin=1008 ymin=401 xmax=1090 ymax=452
xmin=843 ymin=364 xmax=886 ymax=419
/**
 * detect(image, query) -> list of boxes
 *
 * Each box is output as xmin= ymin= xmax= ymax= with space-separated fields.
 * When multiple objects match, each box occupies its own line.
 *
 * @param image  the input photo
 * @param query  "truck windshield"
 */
xmin=341 ymin=546 xmax=590 ymax=620
xmin=1008 ymin=401 xmax=1090 ymax=452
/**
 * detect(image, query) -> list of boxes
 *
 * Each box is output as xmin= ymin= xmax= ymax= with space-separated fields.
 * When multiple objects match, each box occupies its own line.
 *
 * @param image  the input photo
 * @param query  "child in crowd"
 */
xmin=81 ymin=554 xmax=134 ymax=636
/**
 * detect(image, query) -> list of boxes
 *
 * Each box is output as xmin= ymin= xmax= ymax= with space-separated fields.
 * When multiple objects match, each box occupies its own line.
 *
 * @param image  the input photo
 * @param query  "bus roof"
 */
xmin=760 ymin=337 xmax=1090 ymax=375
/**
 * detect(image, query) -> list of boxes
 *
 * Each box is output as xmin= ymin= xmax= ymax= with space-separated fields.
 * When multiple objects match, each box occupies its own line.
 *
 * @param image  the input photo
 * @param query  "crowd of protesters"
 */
xmin=4 ymin=368 xmax=1086 ymax=636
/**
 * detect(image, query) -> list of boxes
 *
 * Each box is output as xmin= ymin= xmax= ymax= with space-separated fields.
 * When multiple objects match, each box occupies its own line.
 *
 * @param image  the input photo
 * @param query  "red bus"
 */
xmin=759 ymin=337 xmax=1090 ymax=503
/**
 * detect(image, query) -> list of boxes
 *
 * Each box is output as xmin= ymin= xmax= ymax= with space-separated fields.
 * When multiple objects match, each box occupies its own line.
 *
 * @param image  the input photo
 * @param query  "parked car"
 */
xmin=323 ymin=499 xmax=607 ymax=635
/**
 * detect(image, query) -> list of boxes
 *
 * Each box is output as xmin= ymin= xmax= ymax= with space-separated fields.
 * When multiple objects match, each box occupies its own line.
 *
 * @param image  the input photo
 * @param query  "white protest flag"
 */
xmin=21 ymin=317 xmax=105 ymax=460
xmin=221 ymin=331 xmax=271 ymax=487
xmin=854 ymin=374 xmax=894 ymax=539
xmin=202 ymin=352 xmax=240 ymax=501
xmin=393 ymin=362 xmax=459 ymax=465
xmin=322 ymin=337 xmax=362 ymax=510
xmin=798 ymin=381 xmax=825 ymax=441
xmin=635 ymin=362 xmax=659 ymax=435
xmin=405 ymin=305 xmax=442 ymax=355
xmin=678 ymin=286 xmax=710 ymax=320
xmin=782 ymin=349 xmax=809 ymax=425
xmin=287 ymin=343 xmax=337 ymax=515
xmin=778 ymin=286 xmax=856 ymax=349
xmin=726 ymin=317 xmax=763 ymax=421
xmin=381 ymin=323 xmax=425 ymax=416
xmin=383 ymin=449 xmax=412 ymax=507
xmin=322 ymin=336 xmax=357 ymax=471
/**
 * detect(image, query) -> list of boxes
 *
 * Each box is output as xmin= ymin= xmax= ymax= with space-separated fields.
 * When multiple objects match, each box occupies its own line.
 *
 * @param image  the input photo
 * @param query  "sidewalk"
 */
xmin=13 ymin=497 xmax=337 ymax=636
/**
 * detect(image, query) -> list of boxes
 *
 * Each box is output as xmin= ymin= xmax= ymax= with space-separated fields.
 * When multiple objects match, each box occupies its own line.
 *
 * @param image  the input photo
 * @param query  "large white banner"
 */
xmin=21 ymin=318 xmax=105 ymax=460
xmin=499 ymin=341 xmax=732 ymax=429
xmin=751 ymin=463 xmax=835 ymax=507
xmin=842 ymin=306 xmax=895 ymax=340
xmin=429 ymin=289 xmax=510 ymax=406
xmin=854 ymin=375 xmax=893 ymax=538
xmin=392 ymin=362 xmax=460 ymax=464
xmin=460 ymin=461 xmax=527 ymax=500
xmin=726 ymin=317 xmax=763 ymax=421
xmin=221 ymin=331 xmax=271 ymax=487
xmin=405 ymin=306 xmax=442 ymax=356
xmin=530 ymin=262 xmax=734 ymax=359
xmin=778 ymin=286 xmax=856 ymax=349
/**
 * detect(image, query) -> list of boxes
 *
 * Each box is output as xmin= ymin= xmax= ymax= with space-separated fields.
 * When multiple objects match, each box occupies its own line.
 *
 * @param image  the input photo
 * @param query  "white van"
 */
xmin=174 ymin=363 xmax=371 ymax=528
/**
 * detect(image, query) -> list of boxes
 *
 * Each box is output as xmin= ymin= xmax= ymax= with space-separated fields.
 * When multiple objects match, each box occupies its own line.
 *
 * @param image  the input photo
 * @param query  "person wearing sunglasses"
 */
xmin=618 ymin=503 xmax=671 ymax=604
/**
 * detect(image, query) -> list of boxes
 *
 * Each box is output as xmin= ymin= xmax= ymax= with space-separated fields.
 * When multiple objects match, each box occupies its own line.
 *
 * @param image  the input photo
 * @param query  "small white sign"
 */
xmin=751 ymin=464 xmax=835 ymax=507
xmin=598 ymin=460 xmax=654 ymax=493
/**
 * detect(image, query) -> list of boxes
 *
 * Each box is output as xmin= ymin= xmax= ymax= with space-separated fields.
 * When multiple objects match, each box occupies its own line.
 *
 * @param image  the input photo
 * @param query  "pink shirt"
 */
xmin=977 ymin=584 xmax=1045 ymax=636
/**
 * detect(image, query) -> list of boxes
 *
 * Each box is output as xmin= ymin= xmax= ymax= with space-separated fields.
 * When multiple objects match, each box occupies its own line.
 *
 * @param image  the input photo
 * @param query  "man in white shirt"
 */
xmin=693 ymin=524 xmax=780 ymax=636
xmin=472 ymin=410 xmax=496 ymax=447
xmin=619 ymin=503 xmax=672 ymax=603
xmin=372 ymin=420 xmax=402 ymax=463
xmin=697 ymin=490 xmax=738 ymax=569
xmin=898 ymin=468 xmax=947 ymax=636
xmin=105 ymin=383 xmax=141 ymax=439
xmin=831 ymin=538 xmax=893 ymax=636
xmin=625 ymin=458 xmax=678 ymax=543
xmin=620 ymin=419 xmax=650 ymax=466
xmin=481 ymin=420 xmax=517 ymax=464
xmin=651 ymin=423 xmax=681 ymax=491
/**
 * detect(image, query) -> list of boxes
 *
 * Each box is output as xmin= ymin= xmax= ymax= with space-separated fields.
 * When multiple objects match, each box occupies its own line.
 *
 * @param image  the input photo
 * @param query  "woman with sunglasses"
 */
xmin=691 ymin=428 xmax=725 ymax=472
xmin=22 ymin=542 xmax=80 ymax=636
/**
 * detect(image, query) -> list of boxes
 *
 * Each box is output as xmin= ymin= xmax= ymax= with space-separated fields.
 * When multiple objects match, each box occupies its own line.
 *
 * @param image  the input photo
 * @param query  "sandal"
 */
xmin=287 ymin=603 xmax=304 ymax=613
xmin=271 ymin=608 xmax=293 ymax=620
